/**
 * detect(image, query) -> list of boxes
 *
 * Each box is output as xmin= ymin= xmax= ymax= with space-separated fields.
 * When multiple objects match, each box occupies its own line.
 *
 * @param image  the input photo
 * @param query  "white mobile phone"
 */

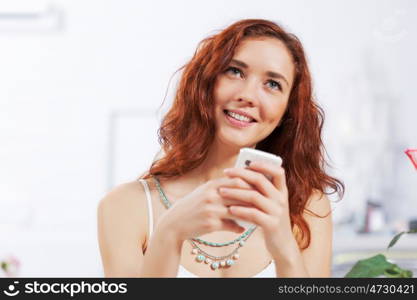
xmin=231 ymin=148 xmax=282 ymax=229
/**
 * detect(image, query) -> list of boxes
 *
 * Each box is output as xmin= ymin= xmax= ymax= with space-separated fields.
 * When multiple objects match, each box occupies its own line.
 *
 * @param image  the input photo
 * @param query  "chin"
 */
xmin=216 ymin=130 xmax=255 ymax=150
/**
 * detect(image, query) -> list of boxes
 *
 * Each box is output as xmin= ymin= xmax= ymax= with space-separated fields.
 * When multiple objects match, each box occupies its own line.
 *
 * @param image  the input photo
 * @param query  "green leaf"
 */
xmin=345 ymin=229 xmax=417 ymax=278
xmin=344 ymin=254 xmax=413 ymax=278
xmin=384 ymin=267 xmax=400 ymax=277
xmin=402 ymin=270 xmax=413 ymax=278
xmin=384 ymin=264 xmax=412 ymax=278
xmin=387 ymin=229 xmax=417 ymax=250
xmin=384 ymin=266 xmax=413 ymax=278
xmin=387 ymin=232 xmax=407 ymax=249
xmin=345 ymin=254 xmax=393 ymax=277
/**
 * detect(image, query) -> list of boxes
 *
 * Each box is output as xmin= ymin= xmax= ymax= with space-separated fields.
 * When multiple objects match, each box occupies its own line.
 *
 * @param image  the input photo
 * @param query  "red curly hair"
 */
xmin=140 ymin=19 xmax=344 ymax=250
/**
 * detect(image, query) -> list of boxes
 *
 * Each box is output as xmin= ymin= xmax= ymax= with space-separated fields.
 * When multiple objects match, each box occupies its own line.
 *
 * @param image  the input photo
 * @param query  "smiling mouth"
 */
xmin=223 ymin=110 xmax=257 ymax=123
xmin=223 ymin=109 xmax=257 ymax=129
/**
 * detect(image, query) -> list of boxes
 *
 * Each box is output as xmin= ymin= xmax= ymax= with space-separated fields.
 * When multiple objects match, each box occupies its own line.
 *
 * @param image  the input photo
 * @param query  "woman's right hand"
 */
xmin=156 ymin=176 xmax=255 ymax=242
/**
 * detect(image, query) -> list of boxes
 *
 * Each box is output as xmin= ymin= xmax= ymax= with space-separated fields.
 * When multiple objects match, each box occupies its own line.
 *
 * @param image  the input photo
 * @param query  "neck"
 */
xmin=185 ymin=139 xmax=256 ymax=184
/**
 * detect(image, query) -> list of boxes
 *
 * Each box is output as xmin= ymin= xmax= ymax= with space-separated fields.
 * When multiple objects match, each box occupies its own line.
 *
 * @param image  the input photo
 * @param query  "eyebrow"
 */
xmin=230 ymin=59 xmax=290 ymax=87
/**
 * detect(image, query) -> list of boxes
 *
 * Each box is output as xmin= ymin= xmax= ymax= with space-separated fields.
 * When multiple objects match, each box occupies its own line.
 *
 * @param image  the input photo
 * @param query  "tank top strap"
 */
xmin=138 ymin=178 xmax=154 ymax=238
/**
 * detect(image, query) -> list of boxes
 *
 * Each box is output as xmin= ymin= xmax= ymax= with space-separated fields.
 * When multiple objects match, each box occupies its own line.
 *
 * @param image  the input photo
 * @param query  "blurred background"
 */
xmin=0 ymin=0 xmax=416 ymax=277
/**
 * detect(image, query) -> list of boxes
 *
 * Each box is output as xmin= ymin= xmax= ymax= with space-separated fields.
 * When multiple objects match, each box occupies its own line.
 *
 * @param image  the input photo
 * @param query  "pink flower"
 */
xmin=1 ymin=255 xmax=20 ymax=277
xmin=405 ymin=149 xmax=417 ymax=170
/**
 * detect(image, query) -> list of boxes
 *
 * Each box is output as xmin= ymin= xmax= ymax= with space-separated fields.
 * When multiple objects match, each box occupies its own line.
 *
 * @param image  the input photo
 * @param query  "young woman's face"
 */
xmin=213 ymin=37 xmax=295 ymax=149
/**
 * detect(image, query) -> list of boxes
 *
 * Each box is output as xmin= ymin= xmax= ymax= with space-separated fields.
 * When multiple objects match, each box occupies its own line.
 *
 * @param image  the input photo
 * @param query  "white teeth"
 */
xmin=226 ymin=111 xmax=253 ymax=122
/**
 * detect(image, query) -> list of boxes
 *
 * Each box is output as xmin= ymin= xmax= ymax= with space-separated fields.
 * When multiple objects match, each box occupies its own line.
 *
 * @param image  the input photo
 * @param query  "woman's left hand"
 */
xmin=219 ymin=160 xmax=296 ymax=258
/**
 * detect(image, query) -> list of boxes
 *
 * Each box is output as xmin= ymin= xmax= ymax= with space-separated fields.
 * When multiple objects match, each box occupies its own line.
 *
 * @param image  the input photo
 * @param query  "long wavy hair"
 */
xmin=140 ymin=19 xmax=344 ymax=250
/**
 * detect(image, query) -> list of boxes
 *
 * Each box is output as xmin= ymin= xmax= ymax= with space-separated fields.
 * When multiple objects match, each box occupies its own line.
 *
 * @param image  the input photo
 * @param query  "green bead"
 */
xmin=196 ymin=255 xmax=205 ymax=262
xmin=211 ymin=262 xmax=219 ymax=269
xmin=226 ymin=259 xmax=234 ymax=266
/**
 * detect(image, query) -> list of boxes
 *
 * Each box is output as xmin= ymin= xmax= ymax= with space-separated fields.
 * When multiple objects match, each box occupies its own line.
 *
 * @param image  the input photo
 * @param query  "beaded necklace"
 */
xmin=152 ymin=175 xmax=258 ymax=270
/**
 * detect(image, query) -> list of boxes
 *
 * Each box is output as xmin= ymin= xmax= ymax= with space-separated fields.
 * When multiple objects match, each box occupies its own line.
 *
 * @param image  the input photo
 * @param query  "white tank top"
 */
xmin=138 ymin=178 xmax=277 ymax=277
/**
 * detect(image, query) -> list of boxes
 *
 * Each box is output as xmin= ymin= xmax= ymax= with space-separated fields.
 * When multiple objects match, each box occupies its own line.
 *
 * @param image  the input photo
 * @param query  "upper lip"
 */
xmin=225 ymin=109 xmax=258 ymax=122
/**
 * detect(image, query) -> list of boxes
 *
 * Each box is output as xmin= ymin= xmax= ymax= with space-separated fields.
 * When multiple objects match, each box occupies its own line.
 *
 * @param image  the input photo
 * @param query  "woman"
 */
xmin=97 ymin=19 xmax=344 ymax=278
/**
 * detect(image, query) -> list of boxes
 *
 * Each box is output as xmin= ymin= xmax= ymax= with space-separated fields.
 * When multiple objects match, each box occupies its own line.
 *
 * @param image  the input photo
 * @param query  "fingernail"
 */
xmin=223 ymin=168 xmax=231 ymax=173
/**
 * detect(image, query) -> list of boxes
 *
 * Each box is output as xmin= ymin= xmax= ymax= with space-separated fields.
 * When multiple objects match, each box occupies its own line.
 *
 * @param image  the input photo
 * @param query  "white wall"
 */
xmin=0 ymin=0 xmax=416 ymax=276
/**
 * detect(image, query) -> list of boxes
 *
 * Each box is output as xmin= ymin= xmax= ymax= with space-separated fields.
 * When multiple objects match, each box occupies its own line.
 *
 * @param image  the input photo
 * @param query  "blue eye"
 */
xmin=267 ymin=80 xmax=282 ymax=91
xmin=225 ymin=67 xmax=282 ymax=91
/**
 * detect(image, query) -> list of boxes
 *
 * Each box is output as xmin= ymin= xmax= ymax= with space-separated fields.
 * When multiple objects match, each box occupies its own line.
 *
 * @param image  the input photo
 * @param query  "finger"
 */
xmin=229 ymin=205 xmax=269 ymax=228
xmin=217 ymin=176 xmax=253 ymax=190
xmin=219 ymin=188 xmax=273 ymax=214
xmin=215 ymin=206 xmax=246 ymax=233
xmin=215 ymin=203 xmax=238 ymax=219
xmin=223 ymin=167 xmax=275 ymax=197
xmin=274 ymin=167 xmax=287 ymax=193
xmin=246 ymin=160 xmax=287 ymax=192
xmin=217 ymin=203 xmax=252 ymax=225
xmin=222 ymin=198 xmax=255 ymax=208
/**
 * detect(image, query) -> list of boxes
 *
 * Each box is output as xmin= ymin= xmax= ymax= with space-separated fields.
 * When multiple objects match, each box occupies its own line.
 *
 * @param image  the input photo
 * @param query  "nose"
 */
xmin=236 ymin=78 xmax=259 ymax=106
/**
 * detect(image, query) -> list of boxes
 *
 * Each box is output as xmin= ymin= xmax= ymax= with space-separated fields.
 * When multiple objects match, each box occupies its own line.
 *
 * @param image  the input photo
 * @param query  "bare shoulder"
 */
xmin=97 ymin=179 xmax=150 ymax=251
xmin=299 ymin=189 xmax=333 ymax=277
xmin=97 ymin=179 xmax=153 ymax=276
xmin=304 ymin=189 xmax=331 ymax=218
xmin=98 ymin=180 xmax=148 ymax=217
